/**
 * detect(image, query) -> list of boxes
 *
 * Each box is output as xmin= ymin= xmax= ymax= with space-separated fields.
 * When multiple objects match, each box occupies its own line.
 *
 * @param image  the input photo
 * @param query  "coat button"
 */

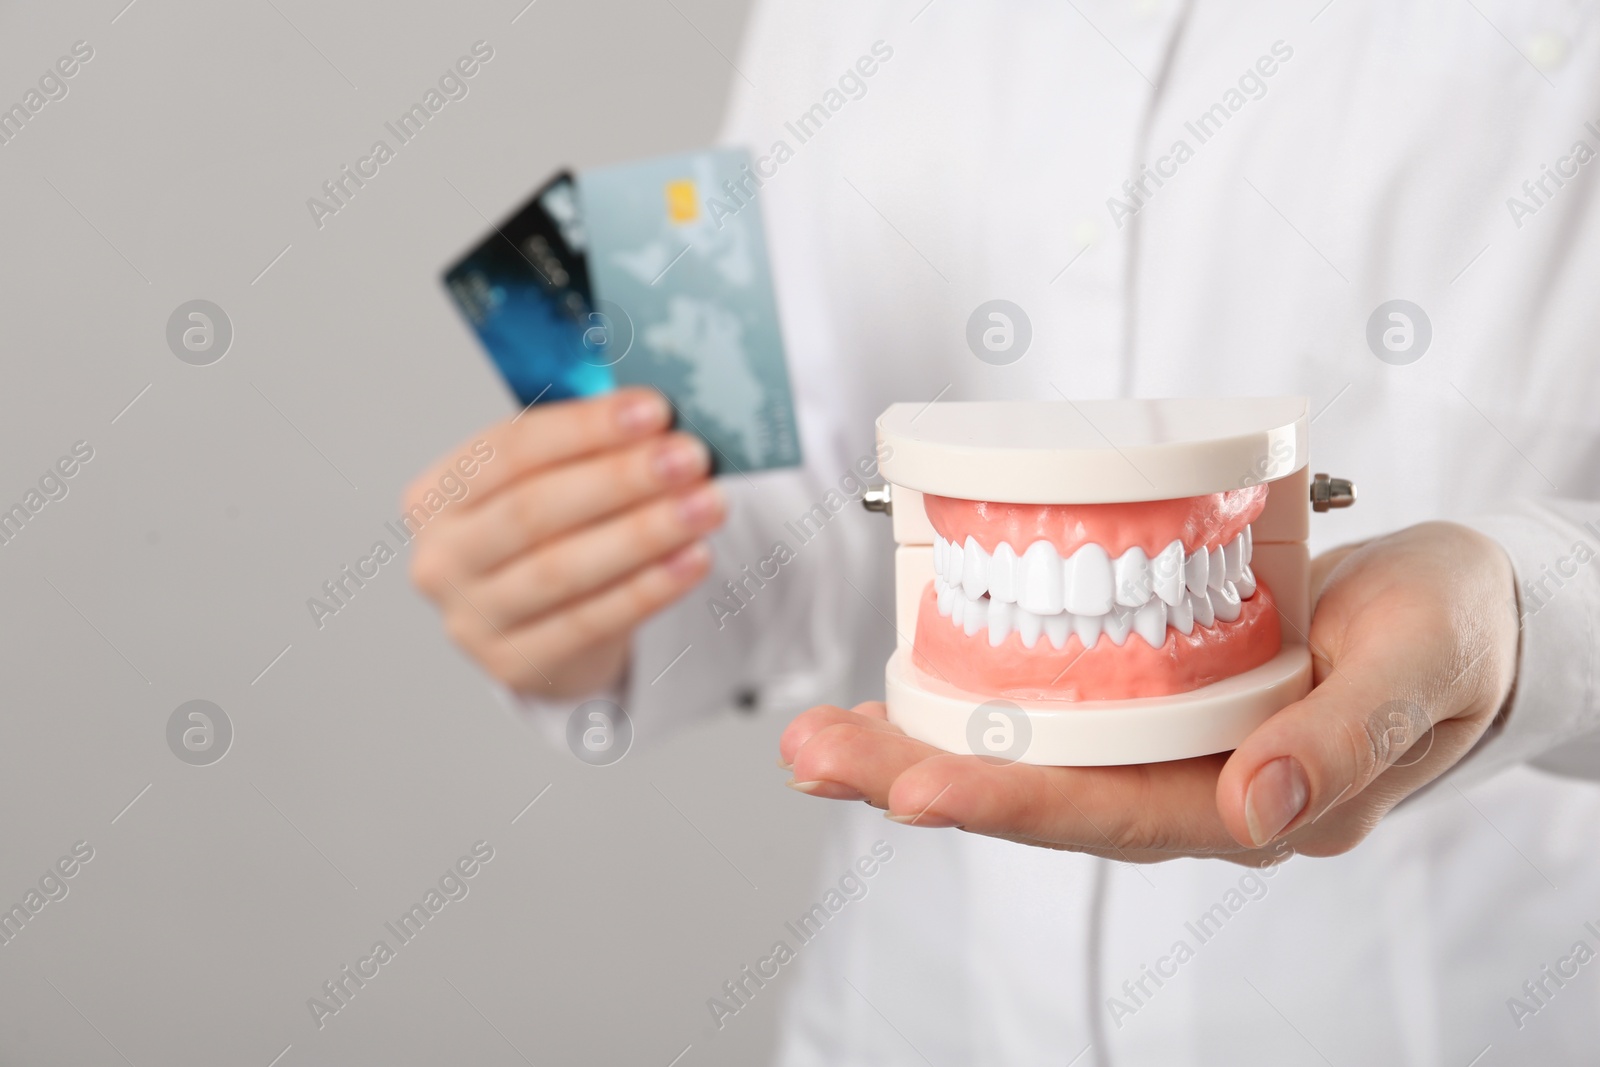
xmin=1526 ymin=32 xmax=1567 ymax=72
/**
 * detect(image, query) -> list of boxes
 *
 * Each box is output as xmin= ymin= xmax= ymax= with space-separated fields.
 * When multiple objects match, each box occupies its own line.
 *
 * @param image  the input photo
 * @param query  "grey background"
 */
xmin=0 ymin=1 xmax=849 ymax=1064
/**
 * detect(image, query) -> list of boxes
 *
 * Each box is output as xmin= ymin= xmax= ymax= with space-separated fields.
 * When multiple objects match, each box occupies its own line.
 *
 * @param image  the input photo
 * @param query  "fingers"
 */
xmin=884 ymin=756 xmax=1241 ymax=852
xmin=1216 ymin=655 xmax=1474 ymax=852
xmin=455 ymin=482 xmax=726 ymax=628
xmin=404 ymin=388 xmax=672 ymax=510
xmin=1217 ymin=523 xmax=1525 ymax=852
xmin=778 ymin=709 xmax=1293 ymax=860
xmin=437 ymin=432 xmax=710 ymax=575
xmin=469 ymin=540 xmax=714 ymax=692
xmin=790 ymin=720 xmax=936 ymax=803
xmin=1309 ymin=542 xmax=1364 ymax=600
xmin=783 ymin=710 xmax=1244 ymax=854
xmin=404 ymin=389 xmax=723 ymax=700
xmin=1217 ymin=627 xmax=1479 ymax=851
xmin=778 ymin=702 xmax=893 ymax=768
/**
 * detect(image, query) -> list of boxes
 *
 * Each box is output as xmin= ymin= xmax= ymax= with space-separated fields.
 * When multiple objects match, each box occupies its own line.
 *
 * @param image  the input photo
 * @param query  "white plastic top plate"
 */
xmin=876 ymin=397 xmax=1308 ymax=504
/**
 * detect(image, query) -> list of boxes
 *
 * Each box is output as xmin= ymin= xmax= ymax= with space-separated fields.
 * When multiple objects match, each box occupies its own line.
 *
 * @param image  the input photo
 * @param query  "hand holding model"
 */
xmin=780 ymin=521 xmax=1519 ymax=862
xmin=405 ymin=388 xmax=725 ymax=699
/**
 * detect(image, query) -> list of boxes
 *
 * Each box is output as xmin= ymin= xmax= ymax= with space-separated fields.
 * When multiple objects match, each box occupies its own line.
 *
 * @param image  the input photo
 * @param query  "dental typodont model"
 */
xmin=864 ymin=398 xmax=1354 ymax=766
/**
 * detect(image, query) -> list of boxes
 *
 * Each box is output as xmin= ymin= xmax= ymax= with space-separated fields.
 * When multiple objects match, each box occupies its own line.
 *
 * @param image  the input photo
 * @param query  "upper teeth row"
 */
xmin=932 ymin=527 xmax=1254 ymax=617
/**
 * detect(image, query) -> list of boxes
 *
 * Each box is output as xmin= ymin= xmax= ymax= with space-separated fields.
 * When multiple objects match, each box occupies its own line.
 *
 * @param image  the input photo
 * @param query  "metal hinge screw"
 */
xmin=1310 ymin=473 xmax=1356 ymax=512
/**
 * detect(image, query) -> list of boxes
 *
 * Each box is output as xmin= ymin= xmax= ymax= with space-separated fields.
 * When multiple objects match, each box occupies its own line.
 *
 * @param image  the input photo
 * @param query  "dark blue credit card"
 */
xmin=442 ymin=151 xmax=802 ymax=473
xmin=442 ymin=171 xmax=615 ymax=405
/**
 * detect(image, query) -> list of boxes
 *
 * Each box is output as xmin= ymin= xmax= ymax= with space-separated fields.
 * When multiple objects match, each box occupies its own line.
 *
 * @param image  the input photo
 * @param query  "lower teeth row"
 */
xmin=934 ymin=574 xmax=1254 ymax=650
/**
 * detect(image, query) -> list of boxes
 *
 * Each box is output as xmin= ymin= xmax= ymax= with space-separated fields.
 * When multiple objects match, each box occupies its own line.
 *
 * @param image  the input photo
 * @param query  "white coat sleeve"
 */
xmin=1463 ymin=499 xmax=1600 ymax=781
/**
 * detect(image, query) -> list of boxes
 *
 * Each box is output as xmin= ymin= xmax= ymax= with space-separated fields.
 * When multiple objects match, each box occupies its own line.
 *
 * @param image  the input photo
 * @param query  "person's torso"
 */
xmin=714 ymin=2 xmax=1600 ymax=1063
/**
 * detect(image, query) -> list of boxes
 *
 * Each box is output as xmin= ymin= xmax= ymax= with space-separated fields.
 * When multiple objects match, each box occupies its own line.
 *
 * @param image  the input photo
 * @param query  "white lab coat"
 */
xmin=545 ymin=2 xmax=1600 ymax=1062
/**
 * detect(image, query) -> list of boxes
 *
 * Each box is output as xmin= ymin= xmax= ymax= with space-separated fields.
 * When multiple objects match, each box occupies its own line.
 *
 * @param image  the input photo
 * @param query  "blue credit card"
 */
xmin=578 ymin=148 xmax=802 ymax=473
xmin=442 ymin=149 xmax=802 ymax=473
xmin=442 ymin=171 xmax=614 ymax=405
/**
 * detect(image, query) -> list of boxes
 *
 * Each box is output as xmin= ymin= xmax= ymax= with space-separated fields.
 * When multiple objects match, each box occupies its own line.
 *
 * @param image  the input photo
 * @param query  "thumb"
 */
xmin=1214 ymin=630 xmax=1444 ymax=851
xmin=1217 ymin=523 xmax=1519 ymax=852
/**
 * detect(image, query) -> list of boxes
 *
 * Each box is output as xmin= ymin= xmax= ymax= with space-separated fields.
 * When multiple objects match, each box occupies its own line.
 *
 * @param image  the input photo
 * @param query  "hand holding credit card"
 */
xmin=443 ymin=148 xmax=803 ymax=474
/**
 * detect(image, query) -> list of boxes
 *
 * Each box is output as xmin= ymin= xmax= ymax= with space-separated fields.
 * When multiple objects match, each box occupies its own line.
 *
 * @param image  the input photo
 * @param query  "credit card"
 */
xmin=442 ymin=149 xmax=802 ymax=474
xmin=580 ymin=148 xmax=802 ymax=473
xmin=442 ymin=171 xmax=615 ymax=405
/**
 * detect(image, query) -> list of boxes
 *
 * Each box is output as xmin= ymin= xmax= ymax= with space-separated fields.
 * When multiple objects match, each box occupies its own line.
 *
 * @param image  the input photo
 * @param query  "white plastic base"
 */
xmin=884 ymin=644 xmax=1312 ymax=766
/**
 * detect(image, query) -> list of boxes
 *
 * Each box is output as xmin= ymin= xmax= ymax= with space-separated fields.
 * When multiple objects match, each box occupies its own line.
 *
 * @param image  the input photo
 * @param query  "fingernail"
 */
xmin=787 ymin=779 xmax=868 ymax=802
xmin=662 ymin=541 xmax=709 ymax=580
xmin=776 ymin=756 xmax=794 ymax=771
xmin=618 ymin=393 xmax=668 ymax=434
xmin=1244 ymin=756 xmax=1310 ymax=846
xmin=653 ymin=437 xmax=709 ymax=483
xmin=885 ymin=811 xmax=960 ymax=829
xmin=677 ymin=483 xmax=725 ymax=529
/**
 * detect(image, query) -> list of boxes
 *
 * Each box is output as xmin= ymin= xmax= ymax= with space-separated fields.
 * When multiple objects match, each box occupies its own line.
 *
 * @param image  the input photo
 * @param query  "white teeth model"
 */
xmin=1185 ymin=546 xmax=1209 ymax=597
xmin=1210 ymin=581 xmax=1242 ymax=623
xmin=988 ymin=598 xmax=1012 ymax=647
xmin=1065 ymin=543 xmax=1113 ymax=615
xmin=1235 ymin=564 xmax=1257 ymax=598
xmin=963 ymin=536 xmax=989 ymax=600
xmin=1169 ymin=592 xmax=1195 ymax=635
xmin=1016 ymin=605 xmax=1042 ymax=649
xmin=1154 ymin=539 xmax=1185 ymax=607
xmin=1223 ymin=536 xmax=1243 ymax=583
xmin=932 ymin=525 xmax=1258 ymax=650
xmin=1101 ymin=603 xmax=1134 ymax=646
xmin=990 ymin=542 xmax=1019 ymax=603
xmin=962 ymin=594 xmax=986 ymax=636
xmin=1072 ymin=610 xmax=1103 ymax=649
xmin=1020 ymin=540 xmax=1065 ymax=615
xmin=1133 ymin=599 xmax=1168 ymax=648
xmin=1114 ymin=546 xmax=1151 ymax=608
